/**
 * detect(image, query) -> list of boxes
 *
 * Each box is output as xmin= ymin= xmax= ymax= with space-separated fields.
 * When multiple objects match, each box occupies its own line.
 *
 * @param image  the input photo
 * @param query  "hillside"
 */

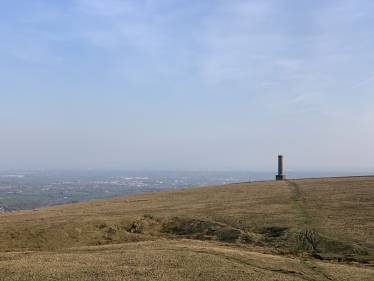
xmin=0 ymin=177 xmax=373 ymax=280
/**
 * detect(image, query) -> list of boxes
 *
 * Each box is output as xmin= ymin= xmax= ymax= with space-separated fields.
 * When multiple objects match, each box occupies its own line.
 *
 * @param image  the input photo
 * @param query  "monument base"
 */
xmin=276 ymin=175 xmax=286 ymax=180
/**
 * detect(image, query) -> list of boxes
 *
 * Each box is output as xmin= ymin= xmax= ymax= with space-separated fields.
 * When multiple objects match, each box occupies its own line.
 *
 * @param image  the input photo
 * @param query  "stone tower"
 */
xmin=276 ymin=155 xmax=286 ymax=180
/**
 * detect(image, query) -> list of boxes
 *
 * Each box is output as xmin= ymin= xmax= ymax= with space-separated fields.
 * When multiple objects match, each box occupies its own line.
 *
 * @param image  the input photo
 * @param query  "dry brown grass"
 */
xmin=290 ymin=177 xmax=374 ymax=258
xmin=292 ymin=177 xmax=374 ymax=242
xmin=0 ymin=240 xmax=373 ymax=281
xmin=0 ymin=177 xmax=373 ymax=280
xmin=0 ymin=180 xmax=297 ymax=251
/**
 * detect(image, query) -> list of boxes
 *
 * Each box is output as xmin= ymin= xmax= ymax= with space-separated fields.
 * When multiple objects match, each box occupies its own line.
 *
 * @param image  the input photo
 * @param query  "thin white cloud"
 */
xmin=2 ymin=0 xmax=374 ymax=170
xmin=340 ymin=76 xmax=374 ymax=93
xmin=273 ymin=60 xmax=301 ymax=74
xmin=293 ymin=93 xmax=314 ymax=103
xmin=198 ymin=1 xmax=276 ymax=83
xmin=293 ymin=108 xmax=316 ymax=114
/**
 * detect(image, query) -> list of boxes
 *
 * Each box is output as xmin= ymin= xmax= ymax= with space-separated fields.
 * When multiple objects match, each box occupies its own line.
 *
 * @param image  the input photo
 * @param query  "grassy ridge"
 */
xmin=0 ymin=177 xmax=373 ymax=280
xmin=0 ymin=180 xmax=298 ymax=251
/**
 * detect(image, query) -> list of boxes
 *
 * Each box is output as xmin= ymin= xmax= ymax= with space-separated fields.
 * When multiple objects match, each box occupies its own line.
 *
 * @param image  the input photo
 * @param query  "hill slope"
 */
xmin=0 ymin=177 xmax=373 ymax=280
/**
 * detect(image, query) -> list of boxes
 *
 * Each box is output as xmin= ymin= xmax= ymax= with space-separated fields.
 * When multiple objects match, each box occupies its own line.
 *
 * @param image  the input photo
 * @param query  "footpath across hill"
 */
xmin=0 ymin=176 xmax=373 ymax=280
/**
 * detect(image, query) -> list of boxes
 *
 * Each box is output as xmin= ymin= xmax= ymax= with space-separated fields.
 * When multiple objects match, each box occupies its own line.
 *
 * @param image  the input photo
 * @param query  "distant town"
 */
xmin=1 ymin=170 xmax=371 ymax=213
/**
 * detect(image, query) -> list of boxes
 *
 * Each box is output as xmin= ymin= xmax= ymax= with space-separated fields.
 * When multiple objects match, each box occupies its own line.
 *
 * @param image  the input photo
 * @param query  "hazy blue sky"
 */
xmin=1 ymin=0 xmax=374 ymax=171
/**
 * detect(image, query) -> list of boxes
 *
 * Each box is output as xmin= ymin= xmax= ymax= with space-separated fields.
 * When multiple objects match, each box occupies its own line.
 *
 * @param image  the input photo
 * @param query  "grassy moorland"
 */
xmin=0 ymin=177 xmax=373 ymax=280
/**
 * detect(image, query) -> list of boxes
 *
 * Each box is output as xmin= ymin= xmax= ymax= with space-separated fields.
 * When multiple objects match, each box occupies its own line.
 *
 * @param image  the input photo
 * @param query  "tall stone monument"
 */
xmin=276 ymin=155 xmax=286 ymax=180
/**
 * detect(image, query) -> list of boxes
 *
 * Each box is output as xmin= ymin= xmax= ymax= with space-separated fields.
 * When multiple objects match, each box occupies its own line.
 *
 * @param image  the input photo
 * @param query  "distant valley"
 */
xmin=1 ymin=170 xmax=371 ymax=212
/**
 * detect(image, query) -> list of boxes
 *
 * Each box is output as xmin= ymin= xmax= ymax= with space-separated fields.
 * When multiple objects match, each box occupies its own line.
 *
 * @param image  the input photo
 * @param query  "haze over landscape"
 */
xmin=1 ymin=0 xmax=374 ymax=172
xmin=1 ymin=3 xmax=374 ymax=280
